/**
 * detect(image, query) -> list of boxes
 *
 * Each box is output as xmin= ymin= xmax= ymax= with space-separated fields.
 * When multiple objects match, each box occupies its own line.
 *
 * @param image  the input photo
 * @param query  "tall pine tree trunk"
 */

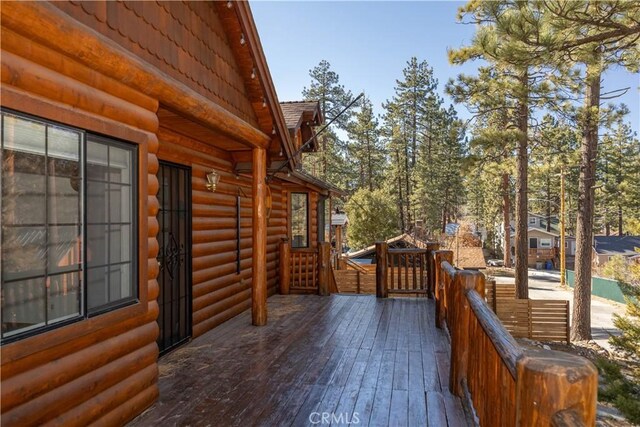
xmin=396 ymin=148 xmax=406 ymax=232
xmin=546 ymin=175 xmax=552 ymax=232
xmin=503 ymin=173 xmax=511 ymax=267
xmin=514 ymin=70 xmax=529 ymax=299
xmin=572 ymin=62 xmax=601 ymax=341
xmin=618 ymin=205 xmax=623 ymax=235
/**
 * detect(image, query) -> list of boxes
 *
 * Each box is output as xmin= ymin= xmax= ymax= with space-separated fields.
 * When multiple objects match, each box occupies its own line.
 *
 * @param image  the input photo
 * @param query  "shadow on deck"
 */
xmin=130 ymin=295 xmax=470 ymax=426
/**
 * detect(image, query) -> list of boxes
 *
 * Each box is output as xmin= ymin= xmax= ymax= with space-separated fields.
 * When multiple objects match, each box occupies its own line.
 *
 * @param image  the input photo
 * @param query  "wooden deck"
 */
xmin=130 ymin=295 xmax=470 ymax=426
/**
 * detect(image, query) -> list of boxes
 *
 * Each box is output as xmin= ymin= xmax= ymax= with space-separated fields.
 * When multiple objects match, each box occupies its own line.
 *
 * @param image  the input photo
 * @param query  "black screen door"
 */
xmin=157 ymin=161 xmax=191 ymax=354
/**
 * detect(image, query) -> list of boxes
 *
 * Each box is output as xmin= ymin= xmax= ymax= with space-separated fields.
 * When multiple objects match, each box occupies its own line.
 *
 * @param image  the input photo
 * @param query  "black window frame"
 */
xmin=290 ymin=192 xmax=309 ymax=248
xmin=0 ymin=109 xmax=139 ymax=344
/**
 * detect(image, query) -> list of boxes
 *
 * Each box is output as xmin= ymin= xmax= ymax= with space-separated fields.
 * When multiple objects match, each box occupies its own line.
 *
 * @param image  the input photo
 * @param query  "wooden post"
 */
xmin=335 ymin=224 xmax=343 ymax=269
xmin=375 ymin=242 xmax=388 ymax=298
xmin=516 ymin=348 xmax=597 ymax=426
xmin=279 ymin=238 xmax=290 ymax=295
xmin=426 ymin=243 xmax=440 ymax=298
xmin=434 ymin=250 xmax=453 ymax=329
xmin=449 ymin=270 xmax=485 ymax=397
xmin=252 ymin=147 xmax=267 ymax=326
xmin=318 ymin=242 xmax=330 ymax=296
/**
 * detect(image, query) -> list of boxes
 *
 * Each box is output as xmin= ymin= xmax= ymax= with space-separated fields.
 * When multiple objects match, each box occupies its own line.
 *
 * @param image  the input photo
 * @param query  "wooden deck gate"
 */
xmin=290 ymin=249 xmax=318 ymax=292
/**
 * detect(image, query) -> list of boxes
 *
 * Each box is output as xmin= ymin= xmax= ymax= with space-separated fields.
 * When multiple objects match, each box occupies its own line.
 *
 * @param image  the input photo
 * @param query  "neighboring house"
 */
xmin=0 ymin=2 xmax=341 ymax=424
xmin=502 ymin=212 xmax=576 ymax=268
xmin=592 ymin=235 xmax=640 ymax=267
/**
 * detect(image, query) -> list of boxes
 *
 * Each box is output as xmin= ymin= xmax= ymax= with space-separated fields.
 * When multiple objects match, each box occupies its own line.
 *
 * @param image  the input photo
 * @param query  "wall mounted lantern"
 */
xmin=206 ymin=170 xmax=220 ymax=193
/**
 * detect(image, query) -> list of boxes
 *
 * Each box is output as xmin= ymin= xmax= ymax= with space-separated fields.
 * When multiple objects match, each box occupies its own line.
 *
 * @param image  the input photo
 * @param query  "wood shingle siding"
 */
xmin=52 ymin=1 xmax=259 ymax=127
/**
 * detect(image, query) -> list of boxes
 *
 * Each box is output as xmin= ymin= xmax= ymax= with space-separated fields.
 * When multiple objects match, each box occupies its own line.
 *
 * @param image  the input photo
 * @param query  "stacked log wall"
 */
xmin=157 ymin=128 xmax=286 ymax=338
xmin=0 ymin=20 xmax=160 ymax=426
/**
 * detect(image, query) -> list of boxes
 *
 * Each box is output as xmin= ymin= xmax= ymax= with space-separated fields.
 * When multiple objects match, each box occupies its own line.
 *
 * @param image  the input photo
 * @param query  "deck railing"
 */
xmin=431 ymin=249 xmax=597 ymax=426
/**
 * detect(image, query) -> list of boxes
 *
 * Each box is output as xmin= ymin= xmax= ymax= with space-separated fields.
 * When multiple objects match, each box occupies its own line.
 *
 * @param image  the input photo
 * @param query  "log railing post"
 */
xmin=375 ymin=242 xmax=388 ymax=298
xmin=279 ymin=238 xmax=290 ymax=295
xmin=252 ymin=147 xmax=267 ymax=326
xmin=449 ymin=270 xmax=485 ymax=397
xmin=434 ymin=250 xmax=453 ymax=329
xmin=426 ymin=243 xmax=439 ymax=298
xmin=318 ymin=242 xmax=331 ymax=296
xmin=516 ymin=349 xmax=597 ymax=426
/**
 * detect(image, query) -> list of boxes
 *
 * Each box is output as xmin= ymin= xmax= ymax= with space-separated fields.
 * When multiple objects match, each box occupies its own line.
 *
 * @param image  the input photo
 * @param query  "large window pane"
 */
xmin=1 ymin=111 xmax=136 ymax=341
xmin=87 ymin=136 xmax=136 ymax=312
xmin=291 ymin=193 xmax=308 ymax=248
xmin=1 ymin=112 xmax=83 ymax=339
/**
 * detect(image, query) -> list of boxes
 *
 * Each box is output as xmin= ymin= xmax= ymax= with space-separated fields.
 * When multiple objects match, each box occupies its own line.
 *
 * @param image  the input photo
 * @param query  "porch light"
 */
xmin=206 ymin=170 xmax=220 ymax=192
xmin=240 ymin=33 xmax=245 ymax=45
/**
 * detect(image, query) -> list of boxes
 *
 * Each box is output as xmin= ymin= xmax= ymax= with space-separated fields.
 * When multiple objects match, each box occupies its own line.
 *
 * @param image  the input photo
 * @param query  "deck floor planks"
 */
xmin=130 ymin=294 xmax=470 ymax=426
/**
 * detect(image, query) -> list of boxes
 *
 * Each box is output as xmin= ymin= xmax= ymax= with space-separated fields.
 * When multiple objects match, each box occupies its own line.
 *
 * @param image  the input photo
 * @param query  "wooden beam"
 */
xmin=279 ymin=239 xmax=290 ymax=295
xmin=375 ymin=242 xmax=388 ymax=298
xmin=318 ymin=242 xmax=330 ymax=296
xmin=252 ymin=147 xmax=268 ymax=326
xmin=0 ymin=1 xmax=270 ymax=149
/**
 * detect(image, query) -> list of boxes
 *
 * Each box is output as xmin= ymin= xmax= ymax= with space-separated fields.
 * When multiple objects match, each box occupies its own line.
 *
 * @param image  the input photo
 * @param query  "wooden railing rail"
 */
xmin=431 ymin=250 xmax=597 ymax=426
xmin=342 ymin=256 xmax=368 ymax=273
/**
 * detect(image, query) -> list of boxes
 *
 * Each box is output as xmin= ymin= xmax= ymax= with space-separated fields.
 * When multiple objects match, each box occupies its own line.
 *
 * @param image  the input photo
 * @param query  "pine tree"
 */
xmin=484 ymin=0 xmax=639 ymax=340
xmin=347 ymin=95 xmax=385 ymax=192
xmin=302 ymin=60 xmax=354 ymax=188
xmin=382 ymin=58 xmax=443 ymax=232
xmin=597 ymin=120 xmax=640 ymax=235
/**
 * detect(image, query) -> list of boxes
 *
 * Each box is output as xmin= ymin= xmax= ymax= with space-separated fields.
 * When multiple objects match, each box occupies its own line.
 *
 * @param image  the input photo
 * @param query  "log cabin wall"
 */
xmin=51 ymin=1 xmax=259 ymax=127
xmin=1 ymin=15 xmax=159 ymax=427
xmin=156 ymin=126 xmax=287 ymax=338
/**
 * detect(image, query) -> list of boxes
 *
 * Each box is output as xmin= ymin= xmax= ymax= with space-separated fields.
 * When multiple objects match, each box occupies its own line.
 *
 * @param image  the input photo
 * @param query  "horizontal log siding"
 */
xmin=157 ymin=128 xmax=286 ymax=339
xmin=51 ymin=1 xmax=258 ymax=127
xmin=0 ymin=32 xmax=159 ymax=426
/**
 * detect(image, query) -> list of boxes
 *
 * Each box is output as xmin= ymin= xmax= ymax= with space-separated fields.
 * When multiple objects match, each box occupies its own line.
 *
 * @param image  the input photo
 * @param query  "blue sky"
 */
xmin=251 ymin=1 xmax=639 ymax=134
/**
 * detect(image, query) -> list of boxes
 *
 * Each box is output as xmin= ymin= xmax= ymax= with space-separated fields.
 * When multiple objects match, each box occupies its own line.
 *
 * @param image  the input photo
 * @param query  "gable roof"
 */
xmin=280 ymin=101 xmax=323 ymax=129
xmin=279 ymin=101 xmax=323 ymax=152
xmin=593 ymin=235 xmax=640 ymax=256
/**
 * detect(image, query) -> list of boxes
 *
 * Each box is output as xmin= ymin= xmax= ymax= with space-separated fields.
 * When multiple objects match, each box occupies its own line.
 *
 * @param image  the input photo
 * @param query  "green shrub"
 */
xmin=595 ymin=357 xmax=640 ymax=424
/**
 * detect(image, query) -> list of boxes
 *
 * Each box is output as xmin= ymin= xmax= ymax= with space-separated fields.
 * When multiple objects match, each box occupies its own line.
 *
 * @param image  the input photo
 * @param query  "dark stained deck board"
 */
xmin=130 ymin=294 xmax=470 ymax=427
